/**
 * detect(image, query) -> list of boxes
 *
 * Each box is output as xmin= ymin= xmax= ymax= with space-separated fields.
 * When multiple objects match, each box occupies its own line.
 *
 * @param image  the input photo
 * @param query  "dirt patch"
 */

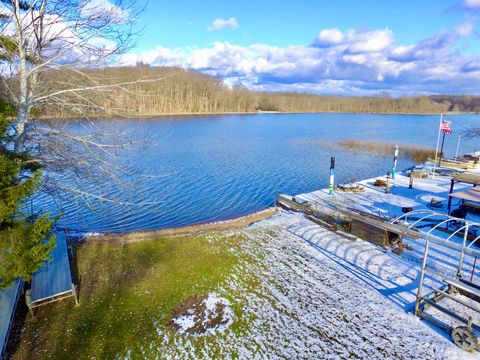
xmin=167 ymin=293 xmax=234 ymax=336
xmin=86 ymin=207 xmax=278 ymax=245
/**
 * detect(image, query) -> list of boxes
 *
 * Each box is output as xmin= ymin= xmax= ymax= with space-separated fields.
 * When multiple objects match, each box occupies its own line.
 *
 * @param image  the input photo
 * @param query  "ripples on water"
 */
xmin=34 ymin=113 xmax=479 ymax=232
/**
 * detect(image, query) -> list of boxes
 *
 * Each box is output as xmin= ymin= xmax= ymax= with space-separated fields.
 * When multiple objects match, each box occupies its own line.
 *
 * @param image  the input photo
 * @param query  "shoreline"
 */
xmin=85 ymin=207 xmax=279 ymax=244
xmin=40 ymin=110 xmax=478 ymax=122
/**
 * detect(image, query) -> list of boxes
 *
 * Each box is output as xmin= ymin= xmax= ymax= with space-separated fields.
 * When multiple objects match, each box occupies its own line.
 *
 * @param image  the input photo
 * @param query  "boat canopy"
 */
xmin=449 ymin=187 xmax=480 ymax=203
xmin=452 ymin=172 xmax=480 ymax=186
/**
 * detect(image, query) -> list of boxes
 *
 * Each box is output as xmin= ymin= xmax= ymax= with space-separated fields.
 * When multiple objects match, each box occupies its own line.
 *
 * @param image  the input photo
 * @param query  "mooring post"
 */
xmin=386 ymin=171 xmax=391 ymax=194
xmin=408 ymin=172 xmax=413 ymax=189
xmin=329 ymin=157 xmax=335 ymax=195
xmin=447 ymin=178 xmax=455 ymax=215
xmin=392 ymin=145 xmax=399 ymax=181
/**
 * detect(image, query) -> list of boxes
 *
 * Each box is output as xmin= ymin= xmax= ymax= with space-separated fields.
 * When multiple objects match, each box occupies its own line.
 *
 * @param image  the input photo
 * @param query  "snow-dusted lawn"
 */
xmin=155 ymin=211 xmax=473 ymax=358
xmin=14 ymin=210 xmax=476 ymax=359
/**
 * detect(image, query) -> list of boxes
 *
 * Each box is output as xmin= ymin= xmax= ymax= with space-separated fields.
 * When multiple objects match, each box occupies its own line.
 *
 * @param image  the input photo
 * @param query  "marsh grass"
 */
xmin=338 ymin=140 xmax=436 ymax=163
xmin=13 ymin=233 xmax=251 ymax=359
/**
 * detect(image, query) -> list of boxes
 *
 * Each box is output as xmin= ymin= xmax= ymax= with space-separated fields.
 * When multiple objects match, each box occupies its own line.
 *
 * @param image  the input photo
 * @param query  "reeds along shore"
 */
xmin=26 ymin=65 xmax=455 ymax=118
xmin=338 ymin=140 xmax=436 ymax=163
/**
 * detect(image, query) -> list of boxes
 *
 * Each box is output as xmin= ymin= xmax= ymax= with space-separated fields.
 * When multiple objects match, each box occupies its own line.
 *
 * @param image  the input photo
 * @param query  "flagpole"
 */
xmin=455 ymin=135 xmax=462 ymax=160
xmin=432 ymin=113 xmax=443 ymax=178
xmin=439 ymin=131 xmax=446 ymax=162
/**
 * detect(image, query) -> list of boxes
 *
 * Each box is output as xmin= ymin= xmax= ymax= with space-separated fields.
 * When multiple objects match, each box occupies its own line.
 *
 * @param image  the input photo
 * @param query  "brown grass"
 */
xmin=338 ymin=140 xmax=436 ymax=163
xmin=86 ymin=207 xmax=278 ymax=245
xmin=167 ymin=294 xmax=230 ymax=335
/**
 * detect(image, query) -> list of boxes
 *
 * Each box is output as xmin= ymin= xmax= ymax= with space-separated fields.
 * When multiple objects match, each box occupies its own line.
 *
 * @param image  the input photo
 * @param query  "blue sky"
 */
xmin=119 ymin=0 xmax=480 ymax=95
xmin=137 ymin=1 xmax=465 ymax=50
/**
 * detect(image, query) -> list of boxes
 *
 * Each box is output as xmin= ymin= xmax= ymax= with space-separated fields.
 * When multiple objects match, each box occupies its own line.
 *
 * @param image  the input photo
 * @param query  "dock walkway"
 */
xmin=0 ymin=279 xmax=23 ymax=358
xmin=27 ymin=232 xmax=77 ymax=313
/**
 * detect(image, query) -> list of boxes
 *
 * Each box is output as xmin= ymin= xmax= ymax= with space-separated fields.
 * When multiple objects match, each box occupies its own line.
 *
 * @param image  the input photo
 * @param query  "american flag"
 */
xmin=440 ymin=119 xmax=452 ymax=134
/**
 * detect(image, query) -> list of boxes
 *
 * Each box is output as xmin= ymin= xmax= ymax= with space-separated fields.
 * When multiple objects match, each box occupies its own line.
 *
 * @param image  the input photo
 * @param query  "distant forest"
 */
xmin=7 ymin=65 xmax=480 ymax=118
xmin=428 ymin=95 xmax=480 ymax=113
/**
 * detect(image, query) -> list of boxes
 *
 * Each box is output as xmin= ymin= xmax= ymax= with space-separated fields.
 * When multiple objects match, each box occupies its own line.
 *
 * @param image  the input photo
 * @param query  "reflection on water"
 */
xmin=35 ymin=113 xmax=479 ymax=232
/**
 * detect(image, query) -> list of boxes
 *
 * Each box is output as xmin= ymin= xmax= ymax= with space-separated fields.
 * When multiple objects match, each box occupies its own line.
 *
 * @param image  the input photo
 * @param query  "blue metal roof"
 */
xmin=30 ymin=232 xmax=73 ymax=303
xmin=0 ymin=279 xmax=23 ymax=357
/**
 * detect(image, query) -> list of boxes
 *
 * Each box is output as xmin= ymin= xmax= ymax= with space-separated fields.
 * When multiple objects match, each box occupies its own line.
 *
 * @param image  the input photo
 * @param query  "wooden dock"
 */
xmin=276 ymin=193 xmax=423 ymax=249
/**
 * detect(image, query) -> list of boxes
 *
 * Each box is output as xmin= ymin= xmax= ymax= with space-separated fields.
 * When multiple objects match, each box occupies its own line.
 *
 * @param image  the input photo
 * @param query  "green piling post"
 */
xmin=329 ymin=157 xmax=335 ymax=195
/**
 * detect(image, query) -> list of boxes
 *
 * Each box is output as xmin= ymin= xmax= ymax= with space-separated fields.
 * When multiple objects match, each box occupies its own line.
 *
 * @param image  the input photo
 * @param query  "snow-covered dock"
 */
xmin=294 ymin=172 xmax=477 ymax=221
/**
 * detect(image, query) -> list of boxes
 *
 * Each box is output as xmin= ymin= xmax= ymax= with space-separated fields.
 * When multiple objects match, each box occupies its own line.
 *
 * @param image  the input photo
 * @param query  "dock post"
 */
xmin=447 ymin=178 xmax=455 ymax=215
xmin=408 ymin=172 xmax=413 ymax=189
xmin=392 ymin=145 xmax=399 ymax=181
xmin=386 ymin=171 xmax=391 ymax=194
xmin=329 ymin=157 xmax=335 ymax=195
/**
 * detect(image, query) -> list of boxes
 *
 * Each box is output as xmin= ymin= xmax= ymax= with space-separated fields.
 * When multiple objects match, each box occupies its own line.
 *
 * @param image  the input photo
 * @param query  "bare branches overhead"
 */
xmin=0 ymin=0 xmax=149 ymax=211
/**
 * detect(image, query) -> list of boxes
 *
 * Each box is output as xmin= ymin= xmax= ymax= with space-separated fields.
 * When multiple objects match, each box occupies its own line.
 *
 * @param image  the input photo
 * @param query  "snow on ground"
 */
xmin=243 ymin=212 xmax=474 ymax=359
xmin=169 ymin=294 xmax=234 ymax=336
xmin=147 ymin=211 xmax=474 ymax=359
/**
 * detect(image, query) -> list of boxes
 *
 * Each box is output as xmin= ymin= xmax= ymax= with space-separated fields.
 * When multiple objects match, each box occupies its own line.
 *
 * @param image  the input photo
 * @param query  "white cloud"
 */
xmin=315 ymin=29 xmax=344 ymax=47
xmin=119 ymin=24 xmax=480 ymax=96
xmin=0 ymin=1 xmax=131 ymax=69
xmin=342 ymin=54 xmax=368 ymax=65
xmin=208 ymin=17 xmax=239 ymax=32
xmin=314 ymin=28 xmax=394 ymax=53
xmin=80 ymin=0 xmax=130 ymax=23
xmin=346 ymin=29 xmax=394 ymax=53
xmin=463 ymin=0 xmax=480 ymax=9
xmin=455 ymin=20 xmax=475 ymax=36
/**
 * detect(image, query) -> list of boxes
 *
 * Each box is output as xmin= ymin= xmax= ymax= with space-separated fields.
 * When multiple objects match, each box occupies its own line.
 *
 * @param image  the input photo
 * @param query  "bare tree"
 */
xmin=463 ymin=126 xmax=480 ymax=139
xmin=0 ymin=0 xmax=163 ymax=212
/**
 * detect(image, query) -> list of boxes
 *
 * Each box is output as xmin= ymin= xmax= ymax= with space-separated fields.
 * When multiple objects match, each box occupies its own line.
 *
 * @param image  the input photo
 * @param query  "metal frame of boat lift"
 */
xmin=391 ymin=210 xmax=480 ymax=351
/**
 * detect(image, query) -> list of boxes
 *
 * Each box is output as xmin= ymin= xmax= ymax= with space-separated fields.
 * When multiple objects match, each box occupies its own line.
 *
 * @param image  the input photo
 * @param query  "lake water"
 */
xmin=37 ymin=113 xmax=480 ymax=233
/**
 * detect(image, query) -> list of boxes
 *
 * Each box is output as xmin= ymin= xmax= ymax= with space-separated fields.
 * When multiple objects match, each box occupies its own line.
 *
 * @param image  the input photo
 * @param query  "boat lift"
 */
xmin=392 ymin=210 xmax=480 ymax=351
xmin=279 ymin=191 xmax=480 ymax=350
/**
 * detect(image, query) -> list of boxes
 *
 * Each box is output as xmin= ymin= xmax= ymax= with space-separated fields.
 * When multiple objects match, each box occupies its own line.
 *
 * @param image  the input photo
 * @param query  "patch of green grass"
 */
xmin=14 ymin=233 xmax=248 ymax=359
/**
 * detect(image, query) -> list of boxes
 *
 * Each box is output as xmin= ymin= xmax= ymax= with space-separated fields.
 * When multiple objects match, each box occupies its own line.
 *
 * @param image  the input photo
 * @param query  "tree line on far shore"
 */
xmin=28 ymin=65 xmax=470 ymax=119
xmin=429 ymin=95 xmax=480 ymax=113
